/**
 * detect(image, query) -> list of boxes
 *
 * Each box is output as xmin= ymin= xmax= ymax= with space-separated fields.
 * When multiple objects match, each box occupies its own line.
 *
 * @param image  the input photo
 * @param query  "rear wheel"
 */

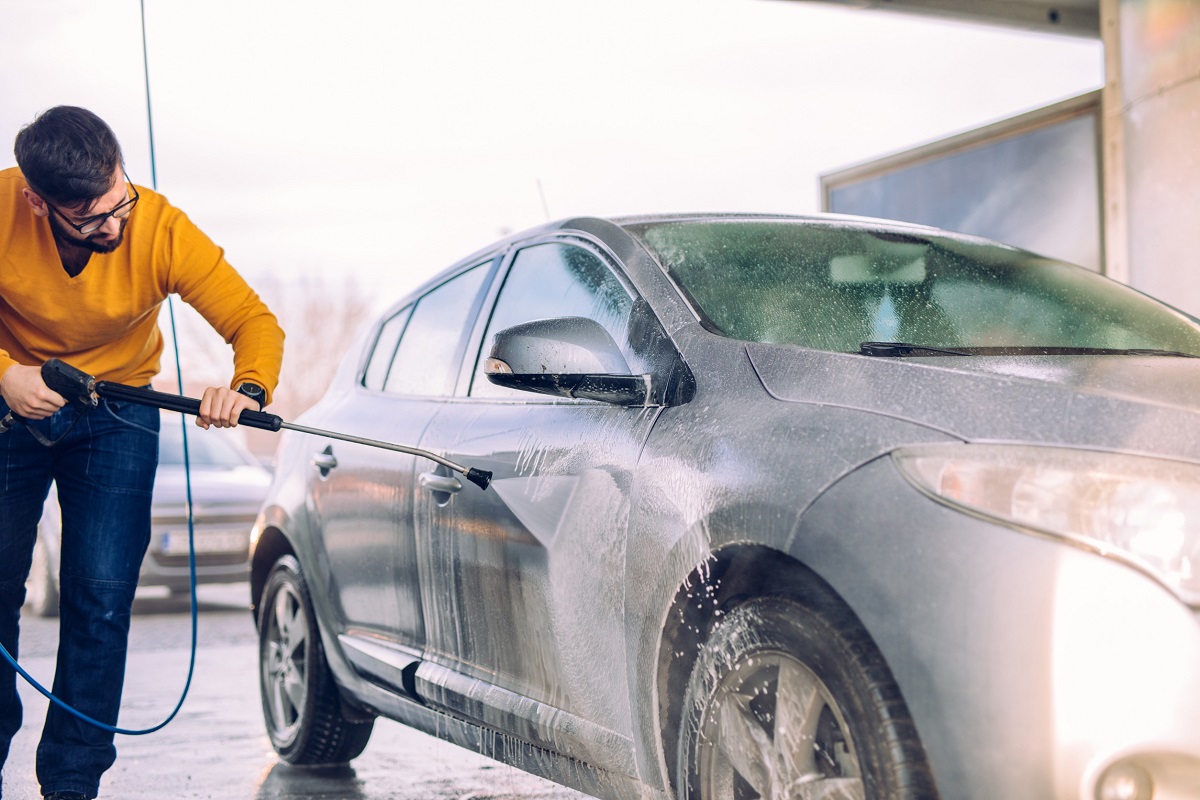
xmin=677 ymin=596 xmax=937 ymax=800
xmin=258 ymin=555 xmax=374 ymax=764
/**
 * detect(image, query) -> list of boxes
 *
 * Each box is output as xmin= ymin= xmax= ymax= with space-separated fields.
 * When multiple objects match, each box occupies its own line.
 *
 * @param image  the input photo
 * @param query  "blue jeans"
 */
xmin=0 ymin=396 xmax=159 ymax=798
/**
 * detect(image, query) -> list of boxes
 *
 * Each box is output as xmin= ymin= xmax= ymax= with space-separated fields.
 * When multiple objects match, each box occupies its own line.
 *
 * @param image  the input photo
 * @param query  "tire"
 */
xmin=25 ymin=534 xmax=59 ymax=618
xmin=258 ymin=554 xmax=374 ymax=764
xmin=677 ymin=596 xmax=938 ymax=800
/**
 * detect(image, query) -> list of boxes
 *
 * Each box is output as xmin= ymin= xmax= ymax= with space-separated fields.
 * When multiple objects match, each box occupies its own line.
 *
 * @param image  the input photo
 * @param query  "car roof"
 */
xmin=541 ymin=211 xmax=1017 ymax=254
xmin=396 ymin=211 xmax=1023 ymax=314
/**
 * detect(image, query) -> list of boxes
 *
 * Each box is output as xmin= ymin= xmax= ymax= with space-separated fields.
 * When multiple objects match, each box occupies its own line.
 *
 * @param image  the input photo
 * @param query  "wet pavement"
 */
xmin=3 ymin=585 xmax=589 ymax=799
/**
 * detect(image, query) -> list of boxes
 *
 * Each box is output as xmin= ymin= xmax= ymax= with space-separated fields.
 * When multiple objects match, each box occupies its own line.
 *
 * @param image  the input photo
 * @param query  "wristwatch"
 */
xmin=235 ymin=382 xmax=266 ymax=410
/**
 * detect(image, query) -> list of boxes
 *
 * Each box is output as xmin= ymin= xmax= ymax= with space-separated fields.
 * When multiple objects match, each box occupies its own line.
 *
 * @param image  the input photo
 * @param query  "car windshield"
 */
xmin=157 ymin=423 xmax=257 ymax=469
xmin=627 ymin=219 xmax=1200 ymax=356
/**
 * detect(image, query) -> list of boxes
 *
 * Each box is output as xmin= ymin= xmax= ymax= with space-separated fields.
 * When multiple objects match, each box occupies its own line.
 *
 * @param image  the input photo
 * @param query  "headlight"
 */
xmin=893 ymin=444 xmax=1200 ymax=607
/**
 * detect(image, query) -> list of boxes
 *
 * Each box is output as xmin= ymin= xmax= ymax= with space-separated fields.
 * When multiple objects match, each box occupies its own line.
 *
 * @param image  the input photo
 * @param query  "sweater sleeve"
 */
xmin=0 ymin=353 xmax=16 ymax=388
xmin=160 ymin=208 xmax=285 ymax=405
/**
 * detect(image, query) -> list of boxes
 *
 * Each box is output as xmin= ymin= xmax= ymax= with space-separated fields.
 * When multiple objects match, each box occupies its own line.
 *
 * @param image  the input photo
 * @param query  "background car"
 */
xmin=26 ymin=413 xmax=272 ymax=616
xmin=250 ymin=214 xmax=1200 ymax=800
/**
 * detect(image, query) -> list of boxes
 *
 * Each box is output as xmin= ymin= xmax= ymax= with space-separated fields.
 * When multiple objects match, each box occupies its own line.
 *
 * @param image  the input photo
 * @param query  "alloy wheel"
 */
xmin=699 ymin=652 xmax=864 ymax=800
xmin=262 ymin=580 xmax=308 ymax=745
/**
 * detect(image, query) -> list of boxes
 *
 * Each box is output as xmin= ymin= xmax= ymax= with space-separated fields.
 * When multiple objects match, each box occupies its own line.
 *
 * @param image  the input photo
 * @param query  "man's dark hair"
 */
xmin=14 ymin=106 xmax=124 ymax=209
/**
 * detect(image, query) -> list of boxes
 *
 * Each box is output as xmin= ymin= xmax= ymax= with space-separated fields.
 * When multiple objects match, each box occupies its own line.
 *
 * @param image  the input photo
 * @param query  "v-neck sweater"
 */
xmin=0 ymin=167 xmax=283 ymax=403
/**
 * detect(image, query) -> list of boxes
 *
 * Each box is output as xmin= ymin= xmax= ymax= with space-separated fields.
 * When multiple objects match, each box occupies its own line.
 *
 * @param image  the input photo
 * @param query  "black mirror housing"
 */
xmin=486 ymin=372 xmax=650 ymax=405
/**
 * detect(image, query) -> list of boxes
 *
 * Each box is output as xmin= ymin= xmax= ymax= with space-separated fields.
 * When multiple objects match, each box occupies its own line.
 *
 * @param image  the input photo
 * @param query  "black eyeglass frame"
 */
xmin=42 ymin=177 xmax=139 ymax=236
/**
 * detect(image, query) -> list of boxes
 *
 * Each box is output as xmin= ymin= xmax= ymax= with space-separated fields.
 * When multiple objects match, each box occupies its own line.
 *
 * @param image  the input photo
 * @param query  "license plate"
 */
xmin=159 ymin=529 xmax=248 ymax=556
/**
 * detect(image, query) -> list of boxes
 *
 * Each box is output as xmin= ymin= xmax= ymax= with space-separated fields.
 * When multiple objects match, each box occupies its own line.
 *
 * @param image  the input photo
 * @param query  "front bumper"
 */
xmin=1050 ymin=551 xmax=1200 ymax=800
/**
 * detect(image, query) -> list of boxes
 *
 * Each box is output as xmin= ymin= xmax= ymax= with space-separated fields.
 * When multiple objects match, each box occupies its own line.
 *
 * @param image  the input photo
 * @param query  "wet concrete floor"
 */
xmin=3 ymin=585 xmax=588 ymax=799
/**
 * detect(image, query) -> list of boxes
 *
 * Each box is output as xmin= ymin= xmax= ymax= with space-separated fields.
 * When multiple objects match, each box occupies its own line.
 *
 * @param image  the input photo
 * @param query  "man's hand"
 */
xmin=197 ymin=386 xmax=259 ymax=429
xmin=0 ymin=364 xmax=67 ymax=419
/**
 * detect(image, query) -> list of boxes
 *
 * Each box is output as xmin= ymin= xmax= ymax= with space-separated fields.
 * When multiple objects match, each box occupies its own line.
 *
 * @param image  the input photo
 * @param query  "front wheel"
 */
xmin=677 ymin=596 xmax=938 ymax=800
xmin=258 ymin=554 xmax=374 ymax=765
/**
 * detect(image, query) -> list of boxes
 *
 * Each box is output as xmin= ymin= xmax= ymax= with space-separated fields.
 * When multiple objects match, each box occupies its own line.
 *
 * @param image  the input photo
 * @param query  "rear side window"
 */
xmin=362 ymin=307 xmax=411 ymax=391
xmin=383 ymin=264 xmax=488 ymax=397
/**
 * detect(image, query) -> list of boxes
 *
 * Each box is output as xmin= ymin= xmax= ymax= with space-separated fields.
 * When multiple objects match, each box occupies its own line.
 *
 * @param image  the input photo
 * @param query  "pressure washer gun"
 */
xmin=0 ymin=359 xmax=492 ymax=490
xmin=0 ymin=360 xmax=90 ymax=433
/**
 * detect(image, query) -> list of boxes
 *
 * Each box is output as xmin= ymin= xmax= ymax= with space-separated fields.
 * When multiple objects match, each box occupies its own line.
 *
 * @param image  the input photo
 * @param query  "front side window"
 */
xmin=629 ymin=219 xmax=1200 ymax=357
xmin=471 ymin=242 xmax=634 ymax=398
xmin=384 ymin=264 xmax=487 ymax=397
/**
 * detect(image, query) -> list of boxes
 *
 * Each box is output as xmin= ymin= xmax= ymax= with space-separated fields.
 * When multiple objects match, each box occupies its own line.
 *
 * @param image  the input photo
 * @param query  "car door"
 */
xmin=413 ymin=239 xmax=672 ymax=776
xmin=305 ymin=262 xmax=491 ymax=679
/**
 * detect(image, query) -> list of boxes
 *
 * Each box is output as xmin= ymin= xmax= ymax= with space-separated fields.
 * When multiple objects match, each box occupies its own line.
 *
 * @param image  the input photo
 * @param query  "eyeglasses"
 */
xmin=44 ymin=178 xmax=139 ymax=235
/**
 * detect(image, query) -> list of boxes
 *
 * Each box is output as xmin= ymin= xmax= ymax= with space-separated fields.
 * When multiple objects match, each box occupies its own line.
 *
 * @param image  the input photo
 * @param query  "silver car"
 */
xmin=27 ymin=415 xmax=271 ymax=616
xmin=250 ymin=214 xmax=1200 ymax=800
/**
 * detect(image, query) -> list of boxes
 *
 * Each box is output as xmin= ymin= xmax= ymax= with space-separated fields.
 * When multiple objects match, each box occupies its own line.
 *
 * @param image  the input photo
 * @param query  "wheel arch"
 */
xmin=655 ymin=542 xmax=922 ymax=796
xmin=250 ymin=520 xmax=296 ymax=624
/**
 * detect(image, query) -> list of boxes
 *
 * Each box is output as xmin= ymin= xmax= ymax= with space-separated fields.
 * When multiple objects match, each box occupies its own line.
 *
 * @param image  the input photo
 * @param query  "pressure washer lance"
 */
xmin=0 ymin=359 xmax=492 ymax=490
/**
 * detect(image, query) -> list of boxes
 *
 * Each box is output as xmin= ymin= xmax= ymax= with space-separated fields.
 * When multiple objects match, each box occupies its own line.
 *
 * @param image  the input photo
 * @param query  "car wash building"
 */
xmin=807 ymin=0 xmax=1200 ymax=317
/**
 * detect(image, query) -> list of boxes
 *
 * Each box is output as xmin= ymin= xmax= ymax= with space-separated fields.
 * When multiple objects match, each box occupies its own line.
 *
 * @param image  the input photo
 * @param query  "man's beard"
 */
xmin=48 ymin=213 xmax=128 ymax=254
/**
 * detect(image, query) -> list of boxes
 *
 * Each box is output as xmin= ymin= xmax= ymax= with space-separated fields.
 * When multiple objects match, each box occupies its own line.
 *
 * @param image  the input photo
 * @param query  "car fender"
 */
xmin=622 ymin=405 xmax=958 ymax=792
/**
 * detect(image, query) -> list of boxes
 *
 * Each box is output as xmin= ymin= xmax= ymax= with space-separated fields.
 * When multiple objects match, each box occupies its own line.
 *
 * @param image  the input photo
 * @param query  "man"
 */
xmin=0 ymin=106 xmax=284 ymax=799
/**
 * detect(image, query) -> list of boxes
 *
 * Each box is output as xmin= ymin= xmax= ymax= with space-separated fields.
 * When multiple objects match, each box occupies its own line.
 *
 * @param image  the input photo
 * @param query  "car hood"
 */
xmin=152 ymin=466 xmax=272 ymax=519
xmin=746 ymin=343 xmax=1200 ymax=462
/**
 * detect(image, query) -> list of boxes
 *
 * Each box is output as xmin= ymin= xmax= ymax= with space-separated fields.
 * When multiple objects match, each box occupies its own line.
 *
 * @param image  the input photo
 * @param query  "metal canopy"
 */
xmin=785 ymin=0 xmax=1100 ymax=38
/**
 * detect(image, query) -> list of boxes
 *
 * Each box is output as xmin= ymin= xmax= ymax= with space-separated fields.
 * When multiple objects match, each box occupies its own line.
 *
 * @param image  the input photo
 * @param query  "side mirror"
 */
xmin=484 ymin=317 xmax=651 ymax=406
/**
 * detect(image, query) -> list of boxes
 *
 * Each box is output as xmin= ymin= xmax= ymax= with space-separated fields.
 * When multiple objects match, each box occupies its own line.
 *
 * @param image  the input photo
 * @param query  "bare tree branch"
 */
xmin=157 ymin=273 xmax=373 ymax=458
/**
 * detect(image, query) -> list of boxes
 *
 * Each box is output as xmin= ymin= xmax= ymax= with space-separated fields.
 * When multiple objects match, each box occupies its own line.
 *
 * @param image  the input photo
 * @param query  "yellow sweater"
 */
xmin=0 ymin=167 xmax=283 ymax=403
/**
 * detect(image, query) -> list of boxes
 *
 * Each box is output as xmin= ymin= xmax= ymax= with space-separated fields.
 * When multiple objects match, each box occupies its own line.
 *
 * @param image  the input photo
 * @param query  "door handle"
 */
xmin=418 ymin=472 xmax=462 ymax=494
xmin=312 ymin=445 xmax=337 ymax=477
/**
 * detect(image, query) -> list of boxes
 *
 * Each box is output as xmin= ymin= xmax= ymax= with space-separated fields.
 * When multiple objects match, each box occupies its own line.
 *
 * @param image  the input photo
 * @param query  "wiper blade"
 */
xmin=859 ymin=343 xmax=1200 ymax=358
xmin=1120 ymin=348 xmax=1200 ymax=358
xmin=859 ymin=341 xmax=971 ymax=357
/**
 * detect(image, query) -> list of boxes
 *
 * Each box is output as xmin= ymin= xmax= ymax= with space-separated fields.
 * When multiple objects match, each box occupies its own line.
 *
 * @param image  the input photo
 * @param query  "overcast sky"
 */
xmin=2 ymin=0 xmax=1103 ymax=310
